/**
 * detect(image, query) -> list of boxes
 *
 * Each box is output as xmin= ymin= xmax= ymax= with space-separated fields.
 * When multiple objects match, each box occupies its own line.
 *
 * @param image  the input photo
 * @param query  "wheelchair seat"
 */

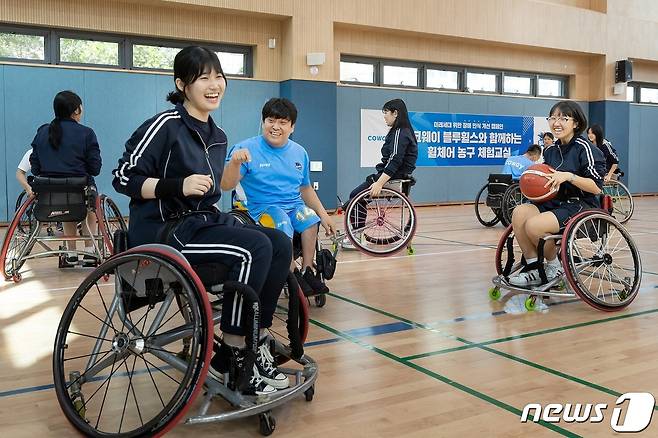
xmin=487 ymin=174 xmax=513 ymax=195
xmin=30 ymin=176 xmax=92 ymax=223
xmin=383 ymin=175 xmax=415 ymax=196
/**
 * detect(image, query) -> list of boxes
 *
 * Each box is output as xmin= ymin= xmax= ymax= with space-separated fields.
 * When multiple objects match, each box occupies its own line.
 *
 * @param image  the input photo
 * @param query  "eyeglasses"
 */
xmin=546 ymin=116 xmax=573 ymax=123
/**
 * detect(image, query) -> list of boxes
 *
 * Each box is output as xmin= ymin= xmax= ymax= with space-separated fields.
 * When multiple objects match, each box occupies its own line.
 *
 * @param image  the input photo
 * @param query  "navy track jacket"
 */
xmin=112 ymin=103 xmax=228 ymax=247
xmin=30 ymin=119 xmax=102 ymax=178
xmin=543 ymin=135 xmax=606 ymax=204
xmin=375 ymin=127 xmax=418 ymax=178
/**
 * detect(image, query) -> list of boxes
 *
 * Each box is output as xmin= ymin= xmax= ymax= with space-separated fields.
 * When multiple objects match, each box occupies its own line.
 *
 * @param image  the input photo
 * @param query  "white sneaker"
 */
xmin=341 ymin=237 xmax=356 ymax=250
xmin=508 ymin=269 xmax=542 ymax=287
xmin=545 ymin=262 xmax=563 ymax=281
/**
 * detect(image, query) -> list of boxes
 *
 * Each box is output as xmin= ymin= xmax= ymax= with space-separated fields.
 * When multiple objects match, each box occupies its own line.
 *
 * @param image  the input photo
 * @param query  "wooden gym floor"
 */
xmin=1 ymin=198 xmax=658 ymax=437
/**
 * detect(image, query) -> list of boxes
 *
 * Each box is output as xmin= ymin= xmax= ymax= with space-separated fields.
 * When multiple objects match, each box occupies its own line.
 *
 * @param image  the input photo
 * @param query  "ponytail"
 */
xmin=48 ymin=90 xmax=82 ymax=150
xmin=166 ymin=90 xmax=185 ymax=105
xmin=48 ymin=119 xmax=63 ymax=150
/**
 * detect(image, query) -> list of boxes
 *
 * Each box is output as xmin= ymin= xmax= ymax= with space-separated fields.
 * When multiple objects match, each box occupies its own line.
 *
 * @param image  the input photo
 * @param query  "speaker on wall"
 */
xmin=615 ymin=60 xmax=633 ymax=83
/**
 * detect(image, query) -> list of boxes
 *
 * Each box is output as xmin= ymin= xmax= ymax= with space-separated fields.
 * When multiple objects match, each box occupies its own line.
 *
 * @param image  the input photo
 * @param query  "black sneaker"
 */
xmin=302 ymin=267 xmax=329 ymax=295
xmin=293 ymin=268 xmax=314 ymax=296
xmin=60 ymin=253 xmax=78 ymax=268
xmin=82 ymin=254 xmax=100 ymax=267
xmin=209 ymin=341 xmax=276 ymax=396
xmin=255 ymin=338 xmax=289 ymax=389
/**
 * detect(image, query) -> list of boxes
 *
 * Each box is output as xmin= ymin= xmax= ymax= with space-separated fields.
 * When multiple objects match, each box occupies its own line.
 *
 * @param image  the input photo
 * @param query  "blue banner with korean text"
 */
xmin=409 ymin=112 xmax=535 ymax=166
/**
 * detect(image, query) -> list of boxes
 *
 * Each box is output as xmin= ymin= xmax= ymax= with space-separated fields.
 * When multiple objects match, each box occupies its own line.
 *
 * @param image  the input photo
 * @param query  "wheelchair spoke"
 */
xmin=142 ymin=356 xmax=166 ymax=408
xmin=95 ymin=283 xmax=120 ymax=334
xmin=140 ymin=355 xmax=182 ymax=386
xmin=66 ymin=331 xmax=114 ymax=343
xmin=119 ymin=355 xmax=144 ymax=432
xmin=63 ymin=349 xmax=114 ymax=362
xmin=77 ymin=304 xmax=119 ymax=336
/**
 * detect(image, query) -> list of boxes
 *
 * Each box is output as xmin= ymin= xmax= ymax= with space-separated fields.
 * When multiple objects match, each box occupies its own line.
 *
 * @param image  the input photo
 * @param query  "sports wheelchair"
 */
xmin=475 ymin=174 xmax=525 ymax=228
xmin=1 ymin=176 xmax=126 ymax=282
xmin=339 ymin=177 xmax=417 ymax=256
xmin=602 ymin=172 xmax=633 ymax=223
xmin=489 ymin=195 xmax=642 ymax=312
xmin=53 ymin=232 xmax=317 ymax=437
xmin=228 ymin=207 xmax=336 ymax=308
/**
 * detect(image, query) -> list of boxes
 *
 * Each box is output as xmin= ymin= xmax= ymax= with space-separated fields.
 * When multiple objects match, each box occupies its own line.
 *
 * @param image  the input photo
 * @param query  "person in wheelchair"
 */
xmin=112 ymin=46 xmax=291 ymax=396
xmin=587 ymin=124 xmax=621 ymax=183
xmin=29 ymin=90 xmax=102 ymax=267
xmin=16 ymin=149 xmax=34 ymax=197
xmin=501 ymin=144 xmax=542 ymax=180
xmin=221 ymin=98 xmax=336 ymax=296
xmin=509 ymin=100 xmax=606 ymax=287
xmin=343 ymin=98 xmax=418 ymax=247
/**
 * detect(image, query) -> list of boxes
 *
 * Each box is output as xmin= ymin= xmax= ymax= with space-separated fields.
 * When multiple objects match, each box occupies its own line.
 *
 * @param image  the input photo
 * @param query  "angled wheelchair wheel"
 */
xmin=15 ymin=190 xmax=27 ymax=212
xmin=344 ymin=187 xmax=417 ymax=256
xmin=1 ymin=196 xmax=37 ymax=280
xmin=500 ymin=183 xmax=524 ymax=227
xmin=494 ymin=225 xmax=524 ymax=276
xmin=272 ymin=273 xmax=309 ymax=365
xmin=561 ymin=211 xmax=641 ymax=311
xmin=229 ymin=209 xmax=256 ymax=225
xmin=475 ymin=184 xmax=500 ymax=227
xmin=96 ymin=195 xmax=128 ymax=258
xmin=603 ymin=180 xmax=633 ymax=223
xmin=53 ymin=248 xmax=213 ymax=437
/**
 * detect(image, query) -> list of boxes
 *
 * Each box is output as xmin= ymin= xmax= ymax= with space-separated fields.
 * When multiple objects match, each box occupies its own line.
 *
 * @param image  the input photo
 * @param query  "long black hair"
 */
xmin=588 ymin=124 xmax=605 ymax=147
xmin=382 ymin=99 xmax=415 ymax=135
xmin=166 ymin=46 xmax=226 ymax=104
xmin=48 ymin=90 xmax=82 ymax=150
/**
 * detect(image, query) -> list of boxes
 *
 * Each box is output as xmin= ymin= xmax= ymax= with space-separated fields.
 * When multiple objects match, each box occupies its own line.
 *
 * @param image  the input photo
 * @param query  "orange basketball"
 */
xmin=519 ymin=163 xmax=558 ymax=202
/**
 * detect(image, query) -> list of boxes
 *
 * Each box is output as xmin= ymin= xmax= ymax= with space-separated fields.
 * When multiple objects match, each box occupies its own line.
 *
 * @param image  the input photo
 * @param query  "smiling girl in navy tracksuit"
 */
xmin=508 ymin=100 xmax=606 ymax=288
xmin=112 ymin=46 xmax=291 ymax=395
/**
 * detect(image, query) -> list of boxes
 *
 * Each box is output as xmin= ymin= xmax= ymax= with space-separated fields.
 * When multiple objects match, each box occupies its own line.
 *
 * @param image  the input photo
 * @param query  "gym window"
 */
xmin=639 ymin=87 xmax=658 ymax=104
xmin=466 ymin=71 xmax=498 ymax=93
xmin=0 ymin=29 xmax=46 ymax=61
xmin=340 ymin=60 xmax=376 ymax=84
xmin=426 ymin=68 xmax=459 ymax=90
xmin=0 ymin=24 xmax=253 ymax=77
xmin=503 ymin=74 xmax=532 ymax=95
xmin=339 ymin=55 xmax=568 ymax=98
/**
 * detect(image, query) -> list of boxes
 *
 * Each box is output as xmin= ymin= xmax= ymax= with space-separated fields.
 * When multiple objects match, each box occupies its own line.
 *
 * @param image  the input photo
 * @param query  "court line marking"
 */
xmin=308 ymin=318 xmax=580 ymax=437
xmin=336 ymin=247 xmax=489 ymax=264
xmin=326 ymin=288 xmax=658 ymax=411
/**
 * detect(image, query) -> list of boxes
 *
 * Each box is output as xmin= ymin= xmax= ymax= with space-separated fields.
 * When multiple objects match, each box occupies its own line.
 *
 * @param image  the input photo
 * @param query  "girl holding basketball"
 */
xmin=508 ymin=100 xmax=606 ymax=287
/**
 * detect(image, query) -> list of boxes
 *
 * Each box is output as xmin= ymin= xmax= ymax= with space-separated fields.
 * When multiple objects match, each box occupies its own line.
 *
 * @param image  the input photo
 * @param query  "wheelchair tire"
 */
xmin=500 ymin=183 xmax=524 ymax=227
xmin=561 ymin=211 xmax=641 ymax=311
xmin=15 ymin=190 xmax=27 ymax=212
xmin=344 ymin=187 xmax=417 ymax=256
xmin=229 ymin=209 xmax=256 ymax=225
xmin=494 ymin=225 xmax=525 ymax=277
xmin=53 ymin=248 xmax=214 ymax=437
xmin=96 ymin=194 xmax=128 ymax=258
xmin=603 ymin=180 xmax=634 ymax=224
xmin=475 ymin=184 xmax=500 ymax=227
xmin=1 ymin=196 xmax=37 ymax=280
xmin=273 ymin=273 xmax=309 ymax=365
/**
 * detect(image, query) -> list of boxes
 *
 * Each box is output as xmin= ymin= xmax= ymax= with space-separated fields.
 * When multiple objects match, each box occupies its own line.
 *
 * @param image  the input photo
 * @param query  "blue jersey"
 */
xmin=227 ymin=136 xmax=311 ymax=217
xmin=501 ymin=154 xmax=534 ymax=180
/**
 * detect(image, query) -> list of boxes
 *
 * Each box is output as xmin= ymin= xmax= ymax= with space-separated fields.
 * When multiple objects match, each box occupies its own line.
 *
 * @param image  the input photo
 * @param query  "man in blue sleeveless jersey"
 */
xmin=221 ymin=98 xmax=335 ymax=295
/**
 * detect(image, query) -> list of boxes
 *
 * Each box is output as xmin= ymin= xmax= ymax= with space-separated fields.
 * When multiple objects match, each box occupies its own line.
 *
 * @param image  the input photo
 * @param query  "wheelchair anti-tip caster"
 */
xmin=259 ymin=411 xmax=276 ymax=436
xmin=304 ymin=385 xmax=315 ymax=401
xmin=314 ymin=294 xmax=327 ymax=307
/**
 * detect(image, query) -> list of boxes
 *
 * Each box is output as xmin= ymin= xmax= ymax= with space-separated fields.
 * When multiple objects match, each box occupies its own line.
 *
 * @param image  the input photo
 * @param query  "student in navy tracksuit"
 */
xmin=112 ymin=46 xmax=291 ymax=395
xmin=30 ymin=90 xmax=102 ymax=264
xmin=587 ymin=124 xmax=621 ymax=182
xmin=344 ymin=99 xmax=418 ymax=240
xmin=509 ymin=101 xmax=606 ymax=287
